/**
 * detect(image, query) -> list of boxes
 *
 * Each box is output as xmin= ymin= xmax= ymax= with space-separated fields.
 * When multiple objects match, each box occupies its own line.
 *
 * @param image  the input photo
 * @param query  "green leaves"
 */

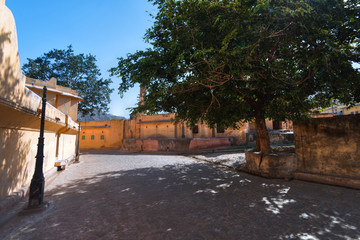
xmin=112 ymin=0 xmax=360 ymax=127
xmin=22 ymin=45 xmax=113 ymax=116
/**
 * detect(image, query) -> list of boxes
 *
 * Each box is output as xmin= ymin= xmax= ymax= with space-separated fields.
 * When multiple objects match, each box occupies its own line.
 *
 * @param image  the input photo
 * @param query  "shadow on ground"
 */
xmin=1 ymin=162 xmax=359 ymax=240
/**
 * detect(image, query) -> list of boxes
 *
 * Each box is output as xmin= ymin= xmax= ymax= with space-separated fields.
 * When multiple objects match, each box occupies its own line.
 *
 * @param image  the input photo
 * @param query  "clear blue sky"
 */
xmin=6 ymin=0 xmax=157 ymax=118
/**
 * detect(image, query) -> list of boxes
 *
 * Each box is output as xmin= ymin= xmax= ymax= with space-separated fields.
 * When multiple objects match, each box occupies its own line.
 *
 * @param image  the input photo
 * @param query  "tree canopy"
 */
xmin=110 ymin=0 xmax=360 ymax=153
xmin=23 ymin=46 xmax=113 ymax=116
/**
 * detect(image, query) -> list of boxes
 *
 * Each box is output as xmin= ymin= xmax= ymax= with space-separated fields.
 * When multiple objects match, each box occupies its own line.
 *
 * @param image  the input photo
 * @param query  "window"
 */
xmin=101 ymin=135 xmax=105 ymax=140
xmin=91 ymin=135 xmax=95 ymax=140
xmin=192 ymin=125 xmax=199 ymax=134
xmin=82 ymin=135 xmax=85 ymax=140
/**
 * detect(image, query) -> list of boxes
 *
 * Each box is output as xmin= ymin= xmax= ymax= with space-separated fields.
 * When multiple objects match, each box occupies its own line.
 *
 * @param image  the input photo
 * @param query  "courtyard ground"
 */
xmin=0 ymin=151 xmax=359 ymax=240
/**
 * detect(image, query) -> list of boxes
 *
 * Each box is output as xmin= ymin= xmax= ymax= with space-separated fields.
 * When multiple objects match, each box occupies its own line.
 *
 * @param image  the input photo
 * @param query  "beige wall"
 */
xmin=26 ymin=77 xmax=81 ymax=121
xmin=0 ymin=129 xmax=76 ymax=199
xmin=294 ymin=115 xmax=360 ymax=178
xmin=320 ymin=104 xmax=360 ymax=116
xmin=0 ymin=3 xmax=78 ymax=200
xmin=69 ymin=99 xmax=78 ymax=121
xmin=57 ymin=96 xmax=71 ymax=117
xmin=343 ymin=105 xmax=360 ymax=115
xmin=58 ymin=134 xmax=77 ymax=161
xmin=0 ymin=4 xmax=25 ymax=103
xmin=0 ymin=4 xmax=78 ymax=129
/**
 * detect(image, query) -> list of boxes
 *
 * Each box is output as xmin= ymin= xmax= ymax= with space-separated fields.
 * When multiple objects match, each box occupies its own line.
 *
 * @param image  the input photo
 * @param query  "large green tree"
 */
xmin=23 ymin=46 xmax=113 ymax=116
xmin=110 ymin=0 xmax=360 ymax=153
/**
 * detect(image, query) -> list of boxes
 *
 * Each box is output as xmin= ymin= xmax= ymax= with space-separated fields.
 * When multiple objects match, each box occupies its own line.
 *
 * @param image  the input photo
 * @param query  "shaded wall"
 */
xmin=0 ymin=129 xmax=76 ymax=199
xmin=294 ymin=115 xmax=360 ymax=178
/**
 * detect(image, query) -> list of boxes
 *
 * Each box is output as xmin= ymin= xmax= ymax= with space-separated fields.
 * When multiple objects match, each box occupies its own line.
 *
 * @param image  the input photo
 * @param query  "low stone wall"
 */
xmin=294 ymin=115 xmax=360 ymax=183
xmin=245 ymin=151 xmax=297 ymax=178
xmin=189 ymin=138 xmax=233 ymax=151
xmin=122 ymin=137 xmax=233 ymax=152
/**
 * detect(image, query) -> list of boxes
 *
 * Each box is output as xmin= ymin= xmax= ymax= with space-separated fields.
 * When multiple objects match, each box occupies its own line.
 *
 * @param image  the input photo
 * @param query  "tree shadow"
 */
xmin=0 ymin=27 xmax=38 ymax=204
xmin=80 ymin=149 xmax=184 ymax=156
xmin=0 ymin=28 xmax=27 ymax=102
xmin=1 ymin=161 xmax=359 ymax=239
xmin=0 ymin=30 xmax=11 ymax=64
xmin=0 ymin=129 xmax=32 ymax=200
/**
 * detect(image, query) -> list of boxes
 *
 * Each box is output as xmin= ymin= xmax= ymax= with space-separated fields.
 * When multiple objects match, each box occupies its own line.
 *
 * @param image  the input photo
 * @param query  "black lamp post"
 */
xmin=28 ymin=86 xmax=47 ymax=208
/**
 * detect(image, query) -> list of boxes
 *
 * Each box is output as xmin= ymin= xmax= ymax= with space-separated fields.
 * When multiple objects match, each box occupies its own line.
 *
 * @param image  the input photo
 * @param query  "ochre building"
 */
xmin=320 ymin=104 xmax=360 ymax=116
xmin=80 ymin=112 xmax=290 ymax=151
xmin=0 ymin=1 xmax=80 ymax=201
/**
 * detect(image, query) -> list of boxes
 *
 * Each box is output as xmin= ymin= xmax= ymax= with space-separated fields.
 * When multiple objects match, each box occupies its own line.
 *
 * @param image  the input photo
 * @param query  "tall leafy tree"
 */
xmin=110 ymin=0 xmax=360 ymax=153
xmin=23 ymin=46 xmax=113 ymax=116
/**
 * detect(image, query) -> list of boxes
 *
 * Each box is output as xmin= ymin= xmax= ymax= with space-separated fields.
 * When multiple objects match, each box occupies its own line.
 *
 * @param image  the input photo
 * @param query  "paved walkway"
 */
xmin=0 ymin=152 xmax=359 ymax=240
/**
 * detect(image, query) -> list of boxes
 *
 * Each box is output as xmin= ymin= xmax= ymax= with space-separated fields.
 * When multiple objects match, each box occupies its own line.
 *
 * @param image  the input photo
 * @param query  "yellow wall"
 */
xmin=139 ymin=122 xmax=177 ymax=138
xmin=320 ymin=104 xmax=360 ymax=116
xmin=80 ymin=114 xmax=295 ymax=150
xmin=80 ymin=120 xmax=125 ymax=150
xmin=80 ymin=116 xmax=246 ymax=150
xmin=135 ymin=113 xmax=177 ymax=139
xmin=343 ymin=105 xmax=360 ymax=115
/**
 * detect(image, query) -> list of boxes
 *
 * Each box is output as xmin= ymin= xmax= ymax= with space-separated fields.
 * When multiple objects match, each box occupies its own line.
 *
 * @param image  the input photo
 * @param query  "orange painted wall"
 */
xmin=80 ymin=114 xmax=294 ymax=150
xmin=80 ymin=120 xmax=124 ymax=150
xmin=136 ymin=113 xmax=178 ymax=139
xmin=139 ymin=122 xmax=177 ymax=139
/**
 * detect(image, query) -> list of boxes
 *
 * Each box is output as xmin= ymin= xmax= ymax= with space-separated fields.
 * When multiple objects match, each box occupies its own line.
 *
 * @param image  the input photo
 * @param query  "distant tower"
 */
xmin=139 ymin=86 xmax=146 ymax=106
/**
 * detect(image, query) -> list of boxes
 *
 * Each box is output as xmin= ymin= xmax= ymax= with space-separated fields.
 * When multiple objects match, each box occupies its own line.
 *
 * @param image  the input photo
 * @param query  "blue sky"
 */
xmin=6 ymin=0 xmax=157 ymax=118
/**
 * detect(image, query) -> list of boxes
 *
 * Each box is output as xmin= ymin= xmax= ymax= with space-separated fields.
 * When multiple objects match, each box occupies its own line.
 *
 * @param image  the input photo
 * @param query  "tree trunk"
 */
xmin=255 ymin=115 xmax=271 ymax=154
